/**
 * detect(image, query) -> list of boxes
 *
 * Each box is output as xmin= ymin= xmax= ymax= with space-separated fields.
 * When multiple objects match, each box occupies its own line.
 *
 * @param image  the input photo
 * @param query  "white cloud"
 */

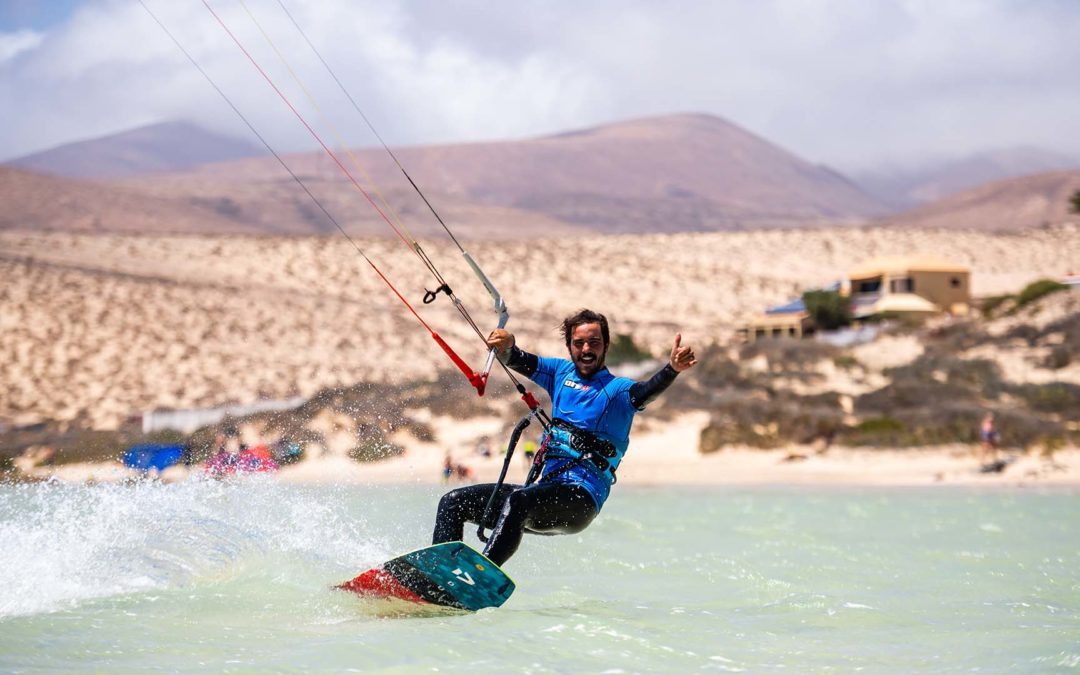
xmin=2 ymin=0 xmax=1079 ymax=171
xmin=0 ymin=29 xmax=43 ymax=63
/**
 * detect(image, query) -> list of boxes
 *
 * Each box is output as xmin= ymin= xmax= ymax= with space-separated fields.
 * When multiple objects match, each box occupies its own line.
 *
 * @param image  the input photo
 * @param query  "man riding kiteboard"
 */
xmin=431 ymin=308 xmax=698 ymax=566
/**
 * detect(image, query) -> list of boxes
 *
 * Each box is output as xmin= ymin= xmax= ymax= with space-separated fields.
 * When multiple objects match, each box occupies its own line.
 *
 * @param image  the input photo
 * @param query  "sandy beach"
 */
xmin=15 ymin=412 xmax=1080 ymax=488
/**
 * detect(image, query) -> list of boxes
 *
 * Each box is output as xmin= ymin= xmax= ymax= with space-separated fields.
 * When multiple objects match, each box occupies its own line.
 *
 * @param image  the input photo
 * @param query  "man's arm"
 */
xmin=500 ymin=344 xmax=539 ymax=377
xmin=629 ymin=364 xmax=679 ymax=409
xmin=487 ymin=328 xmax=538 ymax=377
xmin=629 ymin=333 xmax=697 ymax=410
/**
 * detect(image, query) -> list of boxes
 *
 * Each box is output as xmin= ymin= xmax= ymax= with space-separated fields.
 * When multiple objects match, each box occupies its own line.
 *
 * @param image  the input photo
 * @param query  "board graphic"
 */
xmin=336 ymin=542 xmax=515 ymax=611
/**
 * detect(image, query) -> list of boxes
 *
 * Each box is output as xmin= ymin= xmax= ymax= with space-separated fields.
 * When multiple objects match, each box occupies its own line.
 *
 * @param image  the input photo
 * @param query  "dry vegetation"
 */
xmin=686 ymin=289 xmax=1080 ymax=453
xmin=1 ymin=225 xmax=1078 ymax=464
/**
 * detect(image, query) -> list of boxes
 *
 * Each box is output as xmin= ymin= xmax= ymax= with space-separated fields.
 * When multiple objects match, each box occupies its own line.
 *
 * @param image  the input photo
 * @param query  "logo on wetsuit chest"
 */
xmin=563 ymin=379 xmax=591 ymax=392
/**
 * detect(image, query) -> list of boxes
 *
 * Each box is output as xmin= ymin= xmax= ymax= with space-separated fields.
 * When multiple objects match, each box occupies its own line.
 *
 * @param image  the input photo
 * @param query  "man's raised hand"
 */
xmin=669 ymin=333 xmax=698 ymax=372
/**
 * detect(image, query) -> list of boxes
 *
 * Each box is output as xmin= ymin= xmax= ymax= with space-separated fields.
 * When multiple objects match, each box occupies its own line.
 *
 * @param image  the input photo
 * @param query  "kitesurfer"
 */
xmin=431 ymin=309 xmax=698 ymax=565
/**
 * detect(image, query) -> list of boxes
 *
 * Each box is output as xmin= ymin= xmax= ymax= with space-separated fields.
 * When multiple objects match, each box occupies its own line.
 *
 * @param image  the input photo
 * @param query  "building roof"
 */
xmin=766 ymin=298 xmax=806 ymax=315
xmin=854 ymin=292 xmax=940 ymax=318
xmin=848 ymin=255 xmax=969 ymax=279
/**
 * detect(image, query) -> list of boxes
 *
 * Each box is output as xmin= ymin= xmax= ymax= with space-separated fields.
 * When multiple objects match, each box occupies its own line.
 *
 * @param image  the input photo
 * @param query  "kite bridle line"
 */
xmin=269 ymin=0 xmax=528 ymax=409
xmin=139 ymin=0 xmax=548 ymax=423
xmin=236 ymin=0 xmax=515 ymax=400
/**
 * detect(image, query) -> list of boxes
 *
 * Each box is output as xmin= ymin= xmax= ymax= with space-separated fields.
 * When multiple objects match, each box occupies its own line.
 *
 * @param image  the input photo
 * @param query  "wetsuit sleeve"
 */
xmin=498 ymin=345 xmax=539 ymax=378
xmin=628 ymin=364 xmax=679 ymax=410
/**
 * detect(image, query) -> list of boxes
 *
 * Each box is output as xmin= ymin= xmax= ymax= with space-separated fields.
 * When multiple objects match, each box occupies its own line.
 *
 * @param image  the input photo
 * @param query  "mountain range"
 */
xmin=882 ymin=169 xmax=1080 ymax=232
xmin=854 ymin=147 xmax=1080 ymax=209
xmin=3 ymin=114 xmax=1078 ymax=236
xmin=7 ymin=121 xmax=263 ymax=179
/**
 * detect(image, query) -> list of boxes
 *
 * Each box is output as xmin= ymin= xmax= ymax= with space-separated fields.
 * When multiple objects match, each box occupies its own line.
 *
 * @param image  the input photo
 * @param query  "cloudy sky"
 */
xmin=1 ymin=0 xmax=1078 ymax=172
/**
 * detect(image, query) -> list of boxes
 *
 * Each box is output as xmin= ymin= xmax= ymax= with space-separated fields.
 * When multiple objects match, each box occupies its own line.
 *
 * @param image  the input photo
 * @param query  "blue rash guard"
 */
xmin=501 ymin=345 xmax=680 ymax=511
xmin=430 ymin=344 xmax=681 ymax=566
xmin=529 ymin=356 xmax=639 ymax=510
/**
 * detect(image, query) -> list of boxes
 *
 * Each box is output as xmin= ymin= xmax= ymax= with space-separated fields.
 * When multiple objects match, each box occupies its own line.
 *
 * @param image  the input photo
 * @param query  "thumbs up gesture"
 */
xmin=669 ymin=333 xmax=698 ymax=373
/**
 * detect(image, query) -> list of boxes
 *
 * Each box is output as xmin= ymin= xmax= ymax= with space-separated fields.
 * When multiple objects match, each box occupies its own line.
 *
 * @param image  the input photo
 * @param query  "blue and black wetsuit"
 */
xmin=432 ymin=346 xmax=679 ymax=565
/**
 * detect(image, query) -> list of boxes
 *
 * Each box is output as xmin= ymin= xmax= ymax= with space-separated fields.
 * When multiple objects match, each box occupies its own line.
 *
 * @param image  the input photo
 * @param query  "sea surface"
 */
xmin=1 ymin=479 xmax=1078 ymax=673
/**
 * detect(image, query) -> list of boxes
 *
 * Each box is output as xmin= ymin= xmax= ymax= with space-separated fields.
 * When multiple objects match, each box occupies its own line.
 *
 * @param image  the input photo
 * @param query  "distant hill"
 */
xmin=4 ymin=113 xmax=891 ymax=236
xmin=393 ymin=112 xmax=889 ymax=231
xmin=856 ymin=147 xmax=1080 ymax=209
xmin=0 ymin=166 xmax=276 ymax=234
xmin=5 ymin=121 xmax=263 ymax=179
xmin=134 ymin=113 xmax=890 ymax=235
xmin=0 ymin=165 xmax=586 ymax=238
xmin=881 ymin=169 xmax=1080 ymax=231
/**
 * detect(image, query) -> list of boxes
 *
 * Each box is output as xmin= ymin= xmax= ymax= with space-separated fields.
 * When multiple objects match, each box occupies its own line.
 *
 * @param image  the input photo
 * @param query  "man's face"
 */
xmin=569 ymin=323 xmax=607 ymax=378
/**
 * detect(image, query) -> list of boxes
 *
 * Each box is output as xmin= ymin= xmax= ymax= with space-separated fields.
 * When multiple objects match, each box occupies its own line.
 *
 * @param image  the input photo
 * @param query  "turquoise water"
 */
xmin=1 ymin=479 xmax=1078 ymax=673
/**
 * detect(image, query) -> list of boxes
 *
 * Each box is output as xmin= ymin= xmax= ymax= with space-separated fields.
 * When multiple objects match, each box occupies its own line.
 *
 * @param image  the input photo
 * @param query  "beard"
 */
xmin=573 ymin=350 xmax=606 ymax=377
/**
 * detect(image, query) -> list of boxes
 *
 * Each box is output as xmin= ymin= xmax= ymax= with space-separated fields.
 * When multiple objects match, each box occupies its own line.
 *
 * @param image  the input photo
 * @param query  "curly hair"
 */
xmin=560 ymin=309 xmax=610 ymax=348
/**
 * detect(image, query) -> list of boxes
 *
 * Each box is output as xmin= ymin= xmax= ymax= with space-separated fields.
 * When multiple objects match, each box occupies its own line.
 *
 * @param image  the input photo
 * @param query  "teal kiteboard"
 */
xmin=336 ymin=542 xmax=515 ymax=611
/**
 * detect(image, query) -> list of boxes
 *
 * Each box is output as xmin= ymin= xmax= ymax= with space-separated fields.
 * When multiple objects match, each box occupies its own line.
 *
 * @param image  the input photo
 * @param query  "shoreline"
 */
xmin=10 ymin=413 xmax=1080 ymax=489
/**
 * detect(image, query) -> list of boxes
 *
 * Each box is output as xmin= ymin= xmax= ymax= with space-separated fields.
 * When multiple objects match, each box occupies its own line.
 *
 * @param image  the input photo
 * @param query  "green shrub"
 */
xmin=980 ymin=294 xmax=1014 ymax=318
xmin=1014 ymin=279 xmax=1068 ymax=311
xmin=1010 ymin=383 xmax=1080 ymax=419
xmin=802 ymin=290 xmax=852 ymax=330
xmin=858 ymin=382 xmax=978 ymax=413
xmin=348 ymin=437 xmax=405 ymax=462
xmin=856 ymin=416 xmax=905 ymax=433
xmin=606 ymin=333 xmax=652 ymax=365
xmin=698 ymin=394 xmax=843 ymax=451
xmin=833 ymin=355 xmax=860 ymax=370
xmin=883 ymin=355 xmax=1004 ymax=398
xmin=842 ymin=406 xmax=981 ymax=447
xmin=841 ymin=404 xmax=1067 ymax=449
xmin=843 ymin=416 xmax=908 ymax=446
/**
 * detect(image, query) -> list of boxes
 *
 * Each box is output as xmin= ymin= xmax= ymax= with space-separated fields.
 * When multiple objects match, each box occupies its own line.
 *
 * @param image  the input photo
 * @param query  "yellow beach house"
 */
xmin=741 ymin=255 xmax=971 ymax=341
xmin=844 ymin=255 xmax=971 ymax=319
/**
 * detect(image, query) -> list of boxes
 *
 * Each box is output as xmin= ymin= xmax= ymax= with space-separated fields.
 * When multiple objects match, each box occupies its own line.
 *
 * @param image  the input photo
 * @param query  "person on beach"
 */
xmin=431 ymin=308 xmax=698 ymax=566
xmin=441 ymin=452 xmax=473 ymax=484
xmin=204 ymin=426 xmax=278 ymax=478
xmin=442 ymin=452 xmax=454 ymax=483
xmin=977 ymin=412 xmax=1004 ymax=472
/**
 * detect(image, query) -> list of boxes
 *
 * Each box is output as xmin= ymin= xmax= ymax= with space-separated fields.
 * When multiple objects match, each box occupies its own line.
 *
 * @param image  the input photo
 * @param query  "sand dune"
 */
xmin=1 ymin=225 xmax=1078 ymax=430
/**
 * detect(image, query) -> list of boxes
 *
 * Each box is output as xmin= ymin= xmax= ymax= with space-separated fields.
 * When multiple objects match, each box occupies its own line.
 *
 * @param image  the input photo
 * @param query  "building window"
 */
xmin=889 ymin=277 xmax=914 ymax=293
